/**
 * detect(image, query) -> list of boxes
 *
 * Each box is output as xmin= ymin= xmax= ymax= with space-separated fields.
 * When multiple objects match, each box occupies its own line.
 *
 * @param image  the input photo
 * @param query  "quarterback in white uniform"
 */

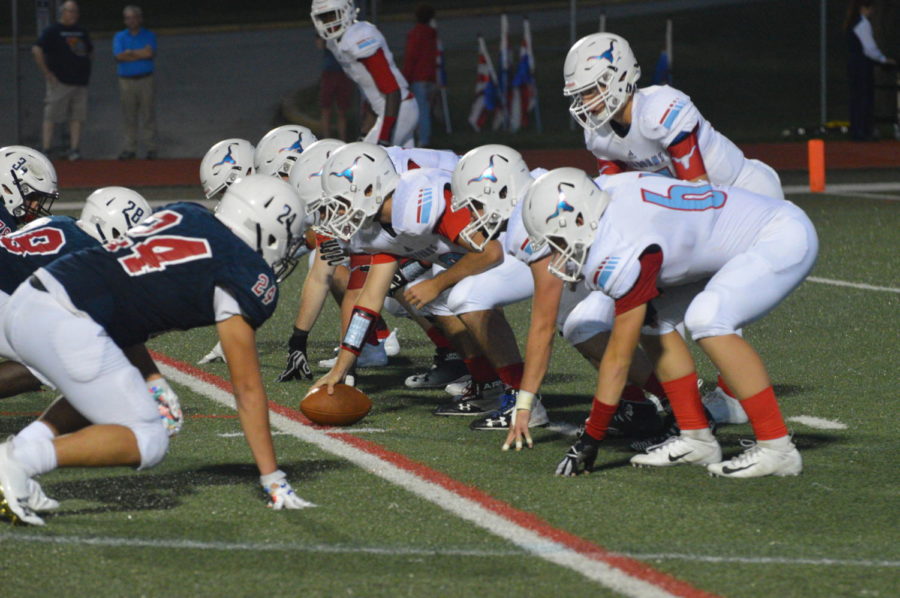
xmin=564 ymin=33 xmax=783 ymax=199
xmin=517 ymin=168 xmax=817 ymax=479
xmin=311 ymin=0 xmax=418 ymax=148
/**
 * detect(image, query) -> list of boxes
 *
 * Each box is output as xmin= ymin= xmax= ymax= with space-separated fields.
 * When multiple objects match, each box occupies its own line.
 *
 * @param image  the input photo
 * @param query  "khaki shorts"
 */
xmin=44 ymin=80 xmax=88 ymax=123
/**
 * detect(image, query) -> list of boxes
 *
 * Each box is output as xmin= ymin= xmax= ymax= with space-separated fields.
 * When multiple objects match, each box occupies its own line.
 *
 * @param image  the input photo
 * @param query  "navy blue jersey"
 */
xmin=44 ymin=203 xmax=278 ymax=347
xmin=0 ymin=216 xmax=97 ymax=295
xmin=0 ymin=204 xmax=17 ymax=236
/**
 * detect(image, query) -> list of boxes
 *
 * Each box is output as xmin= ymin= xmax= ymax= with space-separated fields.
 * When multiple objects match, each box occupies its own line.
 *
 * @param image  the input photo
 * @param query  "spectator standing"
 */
xmin=317 ymin=37 xmax=352 ymax=140
xmin=845 ymin=0 xmax=896 ymax=141
xmin=32 ymin=1 xmax=92 ymax=161
xmin=113 ymin=5 xmax=158 ymax=160
xmin=402 ymin=4 xmax=438 ymax=147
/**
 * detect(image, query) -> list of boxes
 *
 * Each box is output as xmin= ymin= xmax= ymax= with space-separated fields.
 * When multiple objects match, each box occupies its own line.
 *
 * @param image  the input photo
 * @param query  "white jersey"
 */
xmin=503 ymin=200 xmax=549 ymax=265
xmin=350 ymin=168 xmax=468 ymax=268
xmin=584 ymin=86 xmax=746 ymax=186
xmin=583 ymin=172 xmax=793 ymax=298
xmin=386 ymin=147 xmax=460 ymax=174
xmin=327 ymin=21 xmax=409 ymax=117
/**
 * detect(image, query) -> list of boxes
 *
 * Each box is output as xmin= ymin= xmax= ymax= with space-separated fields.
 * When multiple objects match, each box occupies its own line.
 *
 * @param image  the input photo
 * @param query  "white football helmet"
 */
xmin=320 ymin=142 xmax=398 ymax=241
xmin=521 ymin=167 xmax=611 ymax=282
xmin=563 ymin=33 xmax=641 ymax=130
xmin=199 ymin=139 xmax=255 ymax=199
xmin=254 ymin=125 xmax=318 ymax=178
xmin=216 ymin=174 xmax=304 ymax=279
xmin=76 ymin=187 xmax=151 ymax=242
xmin=0 ymin=146 xmax=58 ymax=222
xmin=287 ymin=138 xmax=345 ymax=219
xmin=451 ymin=144 xmax=532 ymax=251
xmin=311 ymin=0 xmax=358 ymax=40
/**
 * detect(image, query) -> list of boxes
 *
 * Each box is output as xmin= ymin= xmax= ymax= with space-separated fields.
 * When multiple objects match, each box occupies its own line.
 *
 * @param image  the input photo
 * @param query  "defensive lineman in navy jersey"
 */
xmin=0 ymin=176 xmax=311 ymax=525
xmin=0 ymin=146 xmax=59 ymax=235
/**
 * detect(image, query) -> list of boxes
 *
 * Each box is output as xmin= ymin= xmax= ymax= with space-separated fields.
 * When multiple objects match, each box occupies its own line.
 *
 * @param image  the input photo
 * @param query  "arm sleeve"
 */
xmin=667 ymin=126 xmax=708 ymax=180
xmin=360 ymin=49 xmax=401 ymax=95
xmin=854 ymin=19 xmax=888 ymax=63
xmin=434 ymin=186 xmax=469 ymax=244
xmin=614 ymin=247 xmax=662 ymax=315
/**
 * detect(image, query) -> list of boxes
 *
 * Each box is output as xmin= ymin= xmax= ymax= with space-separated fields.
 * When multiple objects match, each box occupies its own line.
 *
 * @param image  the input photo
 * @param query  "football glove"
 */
xmin=148 ymin=378 xmax=183 ymax=437
xmin=260 ymin=470 xmax=315 ymax=510
xmin=198 ymin=341 xmax=226 ymax=364
xmin=554 ymin=431 xmax=601 ymax=476
xmin=277 ymin=329 xmax=312 ymax=382
xmin=389 ymin=259 xmax=431 ymax=296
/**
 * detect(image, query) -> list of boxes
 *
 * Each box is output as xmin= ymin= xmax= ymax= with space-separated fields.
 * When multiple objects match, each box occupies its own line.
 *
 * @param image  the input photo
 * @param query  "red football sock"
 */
xmin=716 ymin=375 xmax=736 ymax=398
xmin=375 ymin=316 xmax=390 ymax=341
xmin=495 ymin=362 xmax=523 ymax=389
xmin=585 ymin=399 xmax=617 ymax=441
xmin=741 ymin=386 xmax=789 ymax=440
xmin=642 ymin=373 xmax=667 ymax=400
xmin=463 ymin=355 xmax=496 ymax=384
xmin=662 ymin=372 xmax=708 ymax=430
xmin=621 ymin=384 xmax=647 ymax=403
xmin=425 ymin=326 xmax=452 ymax=350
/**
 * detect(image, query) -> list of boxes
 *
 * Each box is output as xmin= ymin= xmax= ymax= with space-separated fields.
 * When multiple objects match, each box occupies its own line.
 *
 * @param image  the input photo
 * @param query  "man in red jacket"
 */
xmin=402 ymin=4 xmax=438 ymax=147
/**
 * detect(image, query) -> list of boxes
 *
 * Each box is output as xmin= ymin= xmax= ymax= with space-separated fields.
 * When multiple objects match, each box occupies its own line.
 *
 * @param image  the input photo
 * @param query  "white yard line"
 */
xmin=807 ymin=277 xmax=900 ymax=293
xmin=787 ymin=416 xmax=848 ymax=431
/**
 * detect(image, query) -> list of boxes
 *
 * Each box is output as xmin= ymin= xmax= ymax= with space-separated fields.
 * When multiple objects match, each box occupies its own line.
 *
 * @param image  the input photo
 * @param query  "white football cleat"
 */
xmin=0 ymin=440 xmax=45 ymax=526
xmin=708 ymin=440 xmax=802 ymax=478
xmin=383 ymin=329 xmax=400 ymax=357
xmin=630 ymin=432 xmax=722 ymax=468
xmin=702 ymin=387 xmax=749 ymax=424
xmin=405 ymin=349 xmax=469 ymax=389
xmin=318 ymin=342 xmax=388 ymax=369
xmin=198 ymin=341 xmax=226 ymax=364
xmin=469 ymin=390 xmax=550 ymax=430
xmin=27 ymin=478 xmax=59 ymax=512
xmin=444 ymin=379 xmax=471 ymax=396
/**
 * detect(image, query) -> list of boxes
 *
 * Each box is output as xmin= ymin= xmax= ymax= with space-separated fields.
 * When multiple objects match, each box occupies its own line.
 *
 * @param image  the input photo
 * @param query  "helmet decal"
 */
xmin=329 ymin=156 xmax=363 ymax=183
xmin=279 ymin=133 xmax=307 ymax=154
xmin=588 ymin=40 xmax=616 ymax=64
xmin=213 ymin=143 xmax=239 ymax=168
xmin=466 ymin=154 xmax=503 ymax=185
xmin=545 ymin=183 xmax=576 ymax=223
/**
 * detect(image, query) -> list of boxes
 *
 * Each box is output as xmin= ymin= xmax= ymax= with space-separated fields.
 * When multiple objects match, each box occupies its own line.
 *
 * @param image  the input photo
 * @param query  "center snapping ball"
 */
xmin=300 ymin=383 xmax=372 ymax=426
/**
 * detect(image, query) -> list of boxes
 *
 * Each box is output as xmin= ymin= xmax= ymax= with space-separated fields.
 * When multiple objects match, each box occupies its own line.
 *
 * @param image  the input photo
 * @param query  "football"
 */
xmin=300 ymin=383 xmax=372 ymax=426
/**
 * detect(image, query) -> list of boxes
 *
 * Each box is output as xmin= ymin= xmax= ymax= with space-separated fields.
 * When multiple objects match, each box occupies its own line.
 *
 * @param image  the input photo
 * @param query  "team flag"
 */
xmin=509 ymin=18 xmax=541 ymax=132
xmin=498 ymin=13 xmax=511 ymax=130
xmin=434 ymin=19 xmax=452 ymax=133
xmin=467 ymin=36 xmax=503 ymax=132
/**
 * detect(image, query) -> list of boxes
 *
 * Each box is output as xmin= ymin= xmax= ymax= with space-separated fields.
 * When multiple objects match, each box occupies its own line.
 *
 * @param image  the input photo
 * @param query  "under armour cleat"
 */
xmin=708 ymin=439 xmax=802 ymax=478
xmin=0 ymin=440 xmax=45 ymax=526
xmin=606 ymin=400 xmax=665 ymax=438
xmin=405 ymin=349 xmax=469 ymax=389
xmin=702 ymin=386 xmax=749 ymax=425
xmin=630 ymin=433 xmax=721 ymax=468
xmin=469 ymin=390 xmax=550 ymax=430
xmin=433 ymin=379 xmax=503 ymax=416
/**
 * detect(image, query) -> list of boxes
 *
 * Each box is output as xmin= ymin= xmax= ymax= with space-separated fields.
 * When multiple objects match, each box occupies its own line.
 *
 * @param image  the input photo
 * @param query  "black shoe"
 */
xmin=606 ymin=400 xmax=664 ymax=438
xmin=118 ymin=151 xmax=136 ymax=160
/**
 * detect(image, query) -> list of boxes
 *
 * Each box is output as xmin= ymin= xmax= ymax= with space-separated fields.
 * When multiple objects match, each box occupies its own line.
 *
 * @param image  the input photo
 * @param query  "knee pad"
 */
xmin=684 ymin=290 xmax=734 ymax=340
xmin=132 ymin=419 xmax=169 ymax=470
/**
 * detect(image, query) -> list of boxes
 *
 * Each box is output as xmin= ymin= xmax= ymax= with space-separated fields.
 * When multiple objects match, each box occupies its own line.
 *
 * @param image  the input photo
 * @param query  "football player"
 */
xmin=310 ymin=143 xmax=542 ymax=428
xmin=311 ymin=0 xmax=418 ymax=147
xmin=254 ymin=125 xmax=318 ymax=178
xmin=199 ymin=138 xmax=256 ymax=200
xmin=518 ymin=168 xmax=817 ymax=478
xmin=0 ymin=175 xmax=311 ymax=525
xmin=0 ymin=146 xmax=59 ymax=233
xmin=564 ymin=33 xmax=783 ymax=423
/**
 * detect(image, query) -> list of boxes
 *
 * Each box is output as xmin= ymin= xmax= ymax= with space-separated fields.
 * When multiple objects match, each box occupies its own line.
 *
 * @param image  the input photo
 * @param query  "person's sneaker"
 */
xmin=383 ymin=329 xmax=400 ymax=357
xmin=630 ymin=432 xmax=721 ymax=467
xmin=26 ymin=478 xmax=59 ymax=512
xmin=0 ymin=439 xmax=45 ymax=525
xmin=469 ymin=390 xmax=550 ymax=430
xmin=702 ymin=387 xmax=749 ymax=424
xmin=433 ymin=379 xmax=503 ymax=416
xmin=606 ymin=400 xmax=664 ymax=438
xmin=198 ymin=341 xmax=226 ymax=364
xmin=318 ymin=342 xmax=388 ymax=369
xmin=67 ymin=149 xmax=81 ymax=161
xmin=118 ymin=151 xmax=136 ymax=160
xmin=708 ymin=439 xmax=802 ymax=478
xmin=405 ymin=349 xmax=469 ymax=389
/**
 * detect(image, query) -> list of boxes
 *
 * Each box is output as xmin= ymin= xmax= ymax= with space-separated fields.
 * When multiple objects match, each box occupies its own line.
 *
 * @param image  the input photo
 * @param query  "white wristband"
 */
xmin=515 ymin=390 xmax=536 ymax=411
xmin=260 ymin=469 xmax=286 ymax=487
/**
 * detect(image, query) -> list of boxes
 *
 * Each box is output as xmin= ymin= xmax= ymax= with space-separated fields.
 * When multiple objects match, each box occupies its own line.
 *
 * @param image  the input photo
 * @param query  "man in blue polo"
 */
xmin=113 ymin=5 xmax=158 ymax=160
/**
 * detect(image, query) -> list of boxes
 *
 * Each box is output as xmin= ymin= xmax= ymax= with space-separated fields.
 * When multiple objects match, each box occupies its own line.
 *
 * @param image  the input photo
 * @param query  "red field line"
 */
xmin=149 ymin=350 xmax=719 ymax=598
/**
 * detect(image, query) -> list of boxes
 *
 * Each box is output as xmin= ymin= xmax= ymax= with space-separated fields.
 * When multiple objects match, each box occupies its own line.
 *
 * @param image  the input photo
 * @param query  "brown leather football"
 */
xmin=300 ymin=383 xmax=372 ymax=426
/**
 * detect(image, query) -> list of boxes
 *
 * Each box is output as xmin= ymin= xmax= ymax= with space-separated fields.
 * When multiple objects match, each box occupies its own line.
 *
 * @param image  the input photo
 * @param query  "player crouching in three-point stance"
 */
xmin=0 ymin=175 xmax=311 ymax=526
xmin=514 ymin=168 xmax=817 ymax=478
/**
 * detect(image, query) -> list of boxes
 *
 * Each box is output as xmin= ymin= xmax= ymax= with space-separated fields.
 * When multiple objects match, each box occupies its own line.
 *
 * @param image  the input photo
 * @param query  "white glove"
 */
xmin=198 ymin=341 xmax=226 ymax=364
xmin=260 ymin=470 xmax=315 ymax=510
xmin=147 ymin=378 xmax=184 ymax=437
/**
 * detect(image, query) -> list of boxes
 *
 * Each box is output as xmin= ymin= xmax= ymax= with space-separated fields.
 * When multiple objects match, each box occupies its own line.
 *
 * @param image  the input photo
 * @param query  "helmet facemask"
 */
xmin=567 ymin=73 xmax=625 ymax=131
xmin=458 ymin=194 xmax=505 ymax=251
xmin=10 ymin=169 xmax=58 ymax=222
xmin=322 ymin=194 xmax=371 ymax=242
xmin=545 ymin=234 xmax=591 ymax=283
xmin=311 ymin=1 xmax=357 ymax=40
